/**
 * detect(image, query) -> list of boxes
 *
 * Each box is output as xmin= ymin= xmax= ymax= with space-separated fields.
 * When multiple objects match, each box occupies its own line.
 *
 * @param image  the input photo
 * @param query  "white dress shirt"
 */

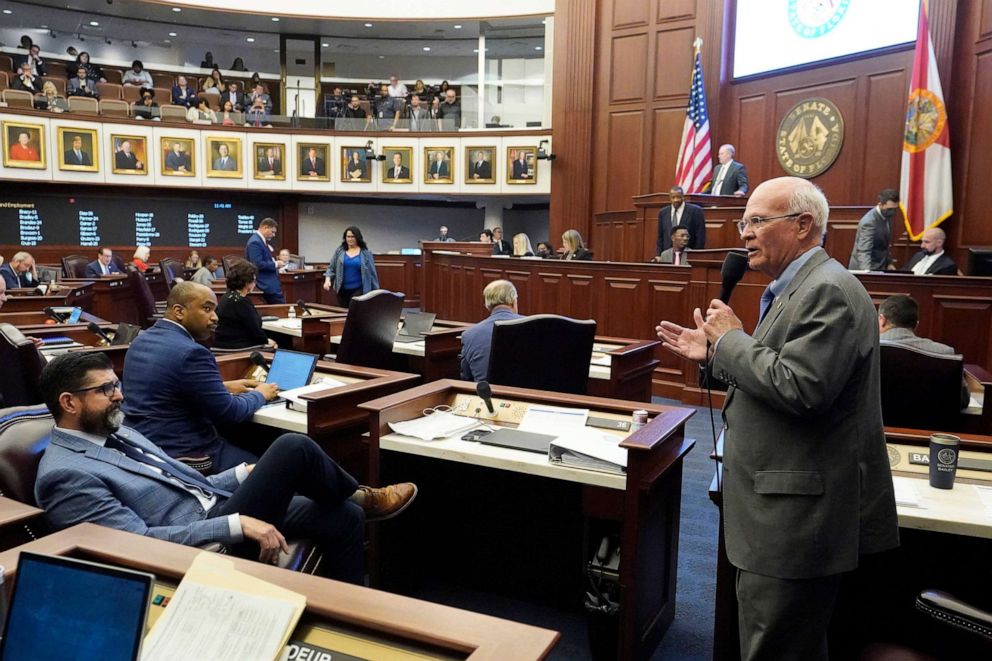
xmin=911 ymin=250 xmax=944 ymax=275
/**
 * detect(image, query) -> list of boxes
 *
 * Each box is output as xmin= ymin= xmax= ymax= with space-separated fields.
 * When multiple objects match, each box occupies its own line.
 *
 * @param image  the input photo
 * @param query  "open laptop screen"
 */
xmin=265 ymin=349 xmax=318 ymax=391
xmin=1 ymin=552 xmax=153 ymax=661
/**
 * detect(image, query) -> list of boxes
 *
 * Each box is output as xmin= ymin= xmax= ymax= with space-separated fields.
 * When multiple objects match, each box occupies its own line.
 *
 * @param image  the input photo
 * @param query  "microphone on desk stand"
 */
xmin=249 ymin=351 xmax=270 ymax=374
xmin=296 ymin=299 xmax=315 ymax=316
xmin=44 ymin=306 xmax=67 ymax=323
xmin=476 ymin=381 xmax=496 ymax=416
xmin=87 ymin=322 xmax=114 ymax=346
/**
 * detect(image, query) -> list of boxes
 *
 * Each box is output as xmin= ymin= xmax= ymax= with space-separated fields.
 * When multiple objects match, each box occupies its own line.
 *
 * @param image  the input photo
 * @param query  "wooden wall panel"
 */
xmin=654 ymin=28 xmax=696 ymax=100
xmin=735 ymin=95 xmax=767 ymax=177
xmin=961 ymin=51 xmax=992 ymax=246
xmin=565 ymin=274 xmax=595 ymax=320
xmin=931 ymin=296 xmax=992 ymax=369
xmin=613 ymin=0 xmax=650 ymax=28
xmin=657 ymin=0 xmax=695 ymax=23
xmin=606 ymin=111 xmax=645 ymax=210
xmin=610 ymin=34 xmax=650 ymax=103
xmin=982 ymin=0 xmax=992 ymax=39
xmin=862 ymin=70 xmax=911 ymax=203
xmin=651 ymin=108 xmax=689 ymax=194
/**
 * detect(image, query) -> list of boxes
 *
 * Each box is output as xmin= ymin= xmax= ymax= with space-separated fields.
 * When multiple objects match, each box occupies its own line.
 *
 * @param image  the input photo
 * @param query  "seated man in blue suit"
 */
xmin=122 ymin=281 xmax=278 ymax=472
xmin=460 ymin=279 xmax=523 ymax=382
xmin=245 ymin=217 xmax=285 ymax=304
xmin=36 ymin=351 xmax=417 ymax=582
xmin=84 ymin=247 xmax=122 ymax=277
xmin=0 ymin=251 xmax=38 ymax=289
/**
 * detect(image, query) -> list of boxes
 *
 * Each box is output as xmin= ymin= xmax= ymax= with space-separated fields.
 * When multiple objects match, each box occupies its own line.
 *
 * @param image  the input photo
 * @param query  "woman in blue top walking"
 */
xmin=323 ymin=226 xmax=380 ymax=308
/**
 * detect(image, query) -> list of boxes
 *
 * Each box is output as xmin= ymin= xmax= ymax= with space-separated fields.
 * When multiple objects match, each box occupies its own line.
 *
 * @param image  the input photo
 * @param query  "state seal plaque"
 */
xmin=776 ymin=97 xmax=844 ymax=178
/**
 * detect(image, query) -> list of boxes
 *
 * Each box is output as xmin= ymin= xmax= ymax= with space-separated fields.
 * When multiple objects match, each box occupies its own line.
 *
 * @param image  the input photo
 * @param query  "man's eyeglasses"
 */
xmin=736 ymin=212 xmax=803 ymax=235
xmin=71 ymin=380 xmax=121 ymax=397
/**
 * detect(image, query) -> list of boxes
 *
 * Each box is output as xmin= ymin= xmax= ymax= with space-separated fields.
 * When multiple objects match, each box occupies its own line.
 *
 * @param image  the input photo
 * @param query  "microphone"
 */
xmin=44 ymin=306 xmax=67 ymax=323
xmin=87 ymin=322 xmax=114 ymax=344
xmin=476 ymin=381 xmax=495 ymax=415
xmin=249 ymin=351 xmax=269 ymax=374
xmin=718 ymin=251 xmax=750 ymax=304
xmin=296 ymin=299 xmax=314 ymax=316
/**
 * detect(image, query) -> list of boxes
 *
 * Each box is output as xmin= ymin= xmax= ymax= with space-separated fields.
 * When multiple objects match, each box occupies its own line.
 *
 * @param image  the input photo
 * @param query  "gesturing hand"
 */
xmin=240 ymin=516 xmax=289 ymax=564
xmin=656 ymin=308 xmax=709 ymax=363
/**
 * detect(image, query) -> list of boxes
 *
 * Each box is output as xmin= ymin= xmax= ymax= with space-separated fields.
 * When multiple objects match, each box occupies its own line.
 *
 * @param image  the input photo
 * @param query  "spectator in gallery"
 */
xmin=375 ymin=84 xmax=400 ymax=130
xmin=200 ymin=51 xmax=215 ymax=69
xmin=438 ymin=80 xmax=450 ymax=100
xmin=249 ymin=71 xmax=262 ymax=89
xmin=68 ymin=66 xmax=99 ymax=99
xmin=224 ymin=81 xmax=245 ymax=112
xmin=8 ymin=131 xmax=39 ymax=162
xmin=412 ymin=80 xmax=428 ymax=97
xmin=68 ymin=51 xmax=105 ymax=83
xmin=131 ymin=246 xmax=151 ymax=272
xmin=429 ymin=97 xmax=442 ymax=127
xmin=171 ymin=76 xmax=198 ymax=108
xmin=12 ymin=63 xmax=40 ymax=93
xmin=387 ymin=75 xmax=408 ymax=100
xmin=536 ymin=242 xmax=556 ymax=259
xmin=0 ymin=251 xmax=38 ymax=289
xmin=122 ymin=60 xmax=153 ymax=88
xmin=214 ymin=259 xmax=276 ymax=350
xmin=246 ymin=84 xmax=272 ymax=126
xmin=85 ymin=247 xmax=122 ymax=277
xmin=439 ymin=88 xmax=462 ymax=129
xmin=219 ymin=100 xmax=239 ymax=126
xmin=512 ymin=233 xmax=535 ymax=257
xmin=343 ymin=95 xmax=368 ymax=128
xmin=38 ymin=81 xmax=69 ymax=112
xmin=133 ymin=88 xmax=160 ymax=121
xmin=258 ymin=147 xmax=282 ymax=176
xmin=16 ymin=44 xmax=46 ymax=78
xmin=278 ymin=249 xmax=300 ymax=273
xmin=202 ymin=67 xmax=225 ymax=92
xmin=407 ymin=95 xmax=434 ymax=132
xmin=185 ymin=251 xmax=203 ymax=269
xmin=479 ymin=229 xmax=493 ymax=243
xmin=323 ymin=226 xmax=380 ymax=309
xmin=187 ymin=95 xmax=217 ymax=123
xmin=491 ymin=227 xmax=511 ymax=255
xmin=325 ymin=87 xmax=346 ymax=120
xmin=435 ymin=226 xmax=455 ymax=242
xmin=191 ymin=256 xmax=220 ymax=286
xmin=561 ymin=229 xmax=592 ymax=261
xmin=230 ymin=57 xmax=248 ymax=72
xmin=165 ymin=141 xmax=191 ymax=173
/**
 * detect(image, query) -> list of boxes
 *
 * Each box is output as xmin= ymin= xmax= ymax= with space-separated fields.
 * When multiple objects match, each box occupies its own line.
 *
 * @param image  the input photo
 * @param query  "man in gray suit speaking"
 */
xmin=657 ymin=176 xmax=898 ymax=659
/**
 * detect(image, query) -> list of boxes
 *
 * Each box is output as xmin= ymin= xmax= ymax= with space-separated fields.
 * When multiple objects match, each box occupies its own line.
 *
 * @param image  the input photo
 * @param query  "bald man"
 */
xmin=656 ymin=176 xmax=897 ymax=659
xmin=904 ymin=227 xmax=958 ymax=275
xmin=0 ymin=251 xmax=37 ymax=289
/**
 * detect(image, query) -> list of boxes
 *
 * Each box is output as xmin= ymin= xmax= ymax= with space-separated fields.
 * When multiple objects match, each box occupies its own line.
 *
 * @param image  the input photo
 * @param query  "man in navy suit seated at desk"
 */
xmin=121 ymin=282 xmax=278 ymax=472
xmin=84 ymin=247 xmax=122 ymax=277
xmin=36 ymin=351 xmax=417 ymax=582
xmin=460 ymin=280 xmax=522 ymax=382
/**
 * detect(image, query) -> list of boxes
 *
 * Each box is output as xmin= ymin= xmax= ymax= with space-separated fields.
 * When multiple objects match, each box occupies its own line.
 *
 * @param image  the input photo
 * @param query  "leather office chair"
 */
xmin=0 ymin=325 xmax=45 ymax=408
xmin=487 ymin=314 xmax=596 ymax=395
xmin=62 ymin=254 xmax=90 ymax=278
xmin=335 ymin=289 xmax=404 ymax=369
xmin=879 ymin=342 xmax=965 ymax=431
xmin=127 ymin=268 xmax=161 ymax=328
xmin=222 ymin=254 xmax=241 ymax=277
xmin=158 ymin=259 xmax=183 ymax=290
xmin=0 ymin=404 xmax=320 ymax=572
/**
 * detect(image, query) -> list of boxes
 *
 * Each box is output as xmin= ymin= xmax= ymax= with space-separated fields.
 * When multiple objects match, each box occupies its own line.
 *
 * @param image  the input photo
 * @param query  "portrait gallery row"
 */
xmin=1 ymin=120 xmax=540 ymax=184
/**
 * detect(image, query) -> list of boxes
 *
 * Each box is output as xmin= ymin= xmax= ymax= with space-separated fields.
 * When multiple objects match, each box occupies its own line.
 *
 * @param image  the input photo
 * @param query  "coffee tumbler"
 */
xmin=929 ymin=433 xmax=960 ymax=489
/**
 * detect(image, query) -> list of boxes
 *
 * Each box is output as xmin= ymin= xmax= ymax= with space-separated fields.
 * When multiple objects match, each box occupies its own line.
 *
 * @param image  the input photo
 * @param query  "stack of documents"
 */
xmin=283 ymin=380 xmax=346 ymax=412
xmin=141 ymin=553 xmax=305 ymax=661
xmin=389 ymin=410 xmax=479 ymax=441
xmin=549 ymin=428 xmax=628 ymax=475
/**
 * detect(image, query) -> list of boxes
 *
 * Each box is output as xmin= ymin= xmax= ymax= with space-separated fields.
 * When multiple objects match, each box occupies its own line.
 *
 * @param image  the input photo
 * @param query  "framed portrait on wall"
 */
xmin=506 ymin=146 xmax=537 ymax=184
xmin=254 ymin=142 xmax=286 ymax=180
xmin=465 ymin=146 xmax=496 ymax=184
xmin=205 ymin=136 xmax=243 ymax=178
xmin=3 ymin=121 xmax=46 ymax=169
xmin=110 ymin=134 xmax=147 ymax=175
xmin=58 ymin=127 xmax=99 ymax=172
xmin=297 ymin=143 xmax=329 ymax=181
xmin=424 ymin=146 xmax=454 ymax=184
xmin=160 ymin=137 xmax=195 ymax=177
xmin=341 ymin=146 xmax=371 ymax=183
xmin=382 ymin=146 xmax=413 ymax=184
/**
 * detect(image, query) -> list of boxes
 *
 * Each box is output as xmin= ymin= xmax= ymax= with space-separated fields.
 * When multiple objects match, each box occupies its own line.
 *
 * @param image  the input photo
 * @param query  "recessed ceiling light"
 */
xmin=473 ymin=49 xmax=479 ymax=53
xmin=164 ymin=39 xmax=171 ymax=43
xmin=535 ymin=46 xmax=542 ymax=51
xmin=273 ymin=49 xmax=279 ymax=53
xmin=172 ymin=7 xmax=182 ymax=12
xmin=321 ymin=42 xmax=328 ymax=47
xmin=2 ymin=9 xmax=13 ymax=15
xmin=168 ymin=32 xmax=177 ymax=37
xmin=364 ymin=23 xmax=373 ymax=28
xmin=89 ymin=21 xmax=99 ymax=26
xmin=423 ymin=46 xmax=431 ymax=51
xmin=271 ymin=17 xmax=279 ymax=22
xmin=246 ymin=37 xmax=255 ymax=42
xmin=454 ymin=24 xmax=462 ymax=29
xmin=378 ymin=55 xmax=385 ymax=59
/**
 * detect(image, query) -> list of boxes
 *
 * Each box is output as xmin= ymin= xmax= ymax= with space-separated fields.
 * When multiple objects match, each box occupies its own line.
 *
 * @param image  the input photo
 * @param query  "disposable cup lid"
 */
xmin=930 ymin=433 xmax=960 ymax=446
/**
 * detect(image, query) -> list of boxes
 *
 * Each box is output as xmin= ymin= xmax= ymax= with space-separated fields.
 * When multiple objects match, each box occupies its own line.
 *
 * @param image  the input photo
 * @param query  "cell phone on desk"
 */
xmin=461 ymin=429 xmax=492 ymax=442
xmin=67 ymin=307 xmax=83 ymax=324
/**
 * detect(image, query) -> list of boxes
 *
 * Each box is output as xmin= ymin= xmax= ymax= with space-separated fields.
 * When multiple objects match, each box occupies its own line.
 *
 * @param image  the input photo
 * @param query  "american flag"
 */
xmin=674 ymin=44 xmax=713 ymax=193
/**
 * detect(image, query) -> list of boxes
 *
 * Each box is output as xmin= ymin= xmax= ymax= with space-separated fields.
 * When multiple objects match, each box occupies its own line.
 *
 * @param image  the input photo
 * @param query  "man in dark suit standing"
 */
xmin=245 ymin=217 xmax=284 ymax=303
xmin=85 ymin=247 xmax=122 ymax=277
xmin=165 ymin=141 xmax=191 ymax=173
xmin=301 ymin=147 xmax=324 ymax=177
xmin=471 ymin=151 xmax=492 ymax=180
xmin=849 ymin=188 xmax=899 ymax=271
xmin=257 ymin=147 xmax=282 ymax=176
xmin=657 ymin=176 xmax=898 ymax=660
xmin=710 ymin=144 xmax=749 ymax=196
xmin=904 ymin=227 xmax=958 ymax=275
xmin=654 ymin=185 xmax=706 ymax=257
xmin=114 ymin=140 xmax=143 ymax=170
xmin=63 ymin=135 xmax=92 ymax=167
xmin=491 ymin=227 xmax=511 ymax=255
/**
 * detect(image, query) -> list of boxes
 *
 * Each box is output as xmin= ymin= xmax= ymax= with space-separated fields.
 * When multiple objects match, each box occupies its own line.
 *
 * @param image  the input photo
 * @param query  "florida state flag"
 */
xmin=900 ymin=0 xmax=952 ymax=241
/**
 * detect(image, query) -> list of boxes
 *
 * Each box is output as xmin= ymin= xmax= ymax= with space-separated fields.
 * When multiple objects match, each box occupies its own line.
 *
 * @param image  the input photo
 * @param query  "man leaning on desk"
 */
xmin=35 ymin=351 xmax=417 ymax=583
xmin=460 ymin=280 xmax=522 ymax=382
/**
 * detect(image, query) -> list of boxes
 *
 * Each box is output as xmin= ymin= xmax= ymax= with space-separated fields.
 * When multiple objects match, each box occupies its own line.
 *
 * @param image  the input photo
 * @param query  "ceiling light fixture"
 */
xmin=423 ymin=46 xmax=431 ymax=51
xmin=364 ymin=23 xmax=373 ymax=28
xmin=378 ymin=55 xmax=384 ymax=59
xmin=271 ymin=17 xmax=279 ymax=22
xmin=172 ymin=7 xmax=182 ymax=12
xmin=89 ymin=21 xmax=99 ymax=26
xmin=169 ymin=32 xmax=177 ymax=37
xmin=2 ymin=10 xmax=13 ymax=15
xmin=246 ymin=37 xmax=255 ymax=42
xmin=321 ymin=43 xmax=329 ymax=47
xmin=535 ymin=46 xmax=542 ymax=50
xmin=454 ymin=24 xmax=462 ymax=29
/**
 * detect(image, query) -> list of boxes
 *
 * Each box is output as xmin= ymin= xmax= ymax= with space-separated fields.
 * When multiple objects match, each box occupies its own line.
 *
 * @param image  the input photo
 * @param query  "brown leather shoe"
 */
xmin=357 ymin=483 xmax=418 ymax=522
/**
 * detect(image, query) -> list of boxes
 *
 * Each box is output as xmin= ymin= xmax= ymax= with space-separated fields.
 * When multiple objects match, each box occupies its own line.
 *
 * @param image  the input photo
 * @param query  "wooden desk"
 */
xmin=256 ymin=303 xmax=342 ymax=355
xmin=359 ymin=380 xmax=696 ymax=661
xmin=27 ymin=325 xmax=130 ymax=372
xmin=278 ymin=269 xmax=323 ymax=304
xmin=0 ymin=524 xmax=560 ymax=660
xmin=0 ymin=309 xmax=105 ymax=327
xmin=0 ymin=496 xmax=43 ymax=551
xmin=0 ymin=282 xmax=94 ymax=314
xmin=61 ymin=275 xmax=139 ymax=325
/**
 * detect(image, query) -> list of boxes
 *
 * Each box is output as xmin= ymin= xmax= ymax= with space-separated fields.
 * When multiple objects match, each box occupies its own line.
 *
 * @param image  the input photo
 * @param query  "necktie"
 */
xmin=269 ymin=158 xmax=273 ymax=168
xmin=102 ymin=264 xmax=108 ymax=275
xmin=714 ymin=164 xmax=727 ymax=193
xmin=105 ymin=433 xmax=231 ymax=498
xmin=674 ymin=251 xmax=681 ymax=266
xmin=758 ymin=286 xmax=775 ymax=324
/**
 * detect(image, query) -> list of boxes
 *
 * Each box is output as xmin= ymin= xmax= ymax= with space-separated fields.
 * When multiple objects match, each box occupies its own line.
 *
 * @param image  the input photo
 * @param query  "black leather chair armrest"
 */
xmin=915 ymin=589 xmax=992 ymax=641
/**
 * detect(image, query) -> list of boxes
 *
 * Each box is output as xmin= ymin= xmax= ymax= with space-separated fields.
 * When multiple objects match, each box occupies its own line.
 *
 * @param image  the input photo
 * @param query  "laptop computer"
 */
xmin=395 ymin=312 xmax=436 ymax=343
xmin=263 ymin=348 xmax=319 ymax=397
xmin=0 ymin=551 xmax=154 ymax=661
xmin=478 ymin=428 xmax=557 ymax=455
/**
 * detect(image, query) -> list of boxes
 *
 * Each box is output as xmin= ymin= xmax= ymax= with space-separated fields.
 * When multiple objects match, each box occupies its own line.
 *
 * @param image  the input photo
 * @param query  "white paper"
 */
xmin=388 ymin=411 xmax=479 ymax=441
xmin=518 ymin=405 xmax=589 ymax=435
xmin=973 ymin=485 xmax=992 ymax=514
xmin=141 ymin=584 xmax=297 ymax=661
xmin=551 ymin=428 xmax=628 ymax=469
xmin=893 ymin=479 xmax=922 ymax=508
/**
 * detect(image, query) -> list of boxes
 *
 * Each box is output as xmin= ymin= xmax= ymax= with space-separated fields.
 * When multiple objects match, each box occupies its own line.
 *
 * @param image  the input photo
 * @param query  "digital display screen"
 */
xmin=266 ymin=349 xmax=318 ymax=391
xmin=733 ymin=0 xmax=920 ymax=79
xmin=0 ymin=195 xmax=279 ymax=248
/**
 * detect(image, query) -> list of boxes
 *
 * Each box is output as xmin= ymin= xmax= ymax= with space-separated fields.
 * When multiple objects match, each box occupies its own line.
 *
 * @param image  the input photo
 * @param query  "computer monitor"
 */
xmin=967 ymin=248 xmax=992 ymax=276
xmin=265 ymin=349 xmax=318 ymax=391
xmin=0 ymin=552 xmax=154 ymax=661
